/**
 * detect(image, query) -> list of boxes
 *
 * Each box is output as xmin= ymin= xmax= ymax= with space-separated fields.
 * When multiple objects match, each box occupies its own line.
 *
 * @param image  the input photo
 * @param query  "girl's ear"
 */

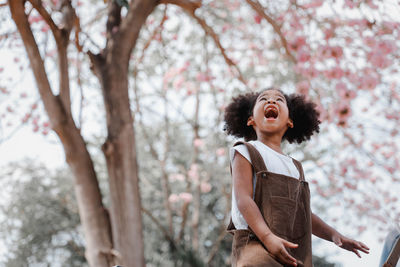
xmin=247 ymin=116 xmax=254 ymax=126
xmin=288 ymin=119 xmax=294 ymax=128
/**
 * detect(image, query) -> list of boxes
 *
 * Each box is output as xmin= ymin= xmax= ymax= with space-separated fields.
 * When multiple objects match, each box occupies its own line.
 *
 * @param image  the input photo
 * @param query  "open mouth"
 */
xmin=264 ymin=106 xmax=278 ymax=119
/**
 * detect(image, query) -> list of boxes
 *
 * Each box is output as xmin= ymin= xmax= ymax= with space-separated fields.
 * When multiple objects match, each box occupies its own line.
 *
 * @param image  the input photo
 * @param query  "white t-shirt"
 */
xmin=230 ymin=140 xmax=300 ymax=229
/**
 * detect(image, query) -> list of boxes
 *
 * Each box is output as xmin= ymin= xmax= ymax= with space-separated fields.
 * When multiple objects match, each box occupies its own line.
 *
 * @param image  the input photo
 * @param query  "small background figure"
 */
xmin=380 ymin=228 xmax=400 ymax=267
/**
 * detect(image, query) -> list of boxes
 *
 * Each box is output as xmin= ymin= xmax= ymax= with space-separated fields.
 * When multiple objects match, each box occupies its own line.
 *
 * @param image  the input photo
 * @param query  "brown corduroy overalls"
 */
xmin=227 ymin=142 xmax=312 ymax=267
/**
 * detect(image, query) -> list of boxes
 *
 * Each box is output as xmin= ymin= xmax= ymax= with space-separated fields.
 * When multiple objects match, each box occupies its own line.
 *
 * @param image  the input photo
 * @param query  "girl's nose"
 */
xmin=267 ymin=99 xmax=276 ymax=104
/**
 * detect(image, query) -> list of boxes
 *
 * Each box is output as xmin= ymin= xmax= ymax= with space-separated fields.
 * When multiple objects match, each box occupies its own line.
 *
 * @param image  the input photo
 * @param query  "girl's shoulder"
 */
xmin=230 ymin=141 xmax=257 ymax=164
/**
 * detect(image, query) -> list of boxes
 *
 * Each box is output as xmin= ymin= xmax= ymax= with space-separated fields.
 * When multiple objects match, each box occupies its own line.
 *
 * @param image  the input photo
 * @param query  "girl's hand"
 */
xmin=332 ymin=232 xmax=370 ymax=258
xmin=262 ymin=233 xmax=299 ymax=266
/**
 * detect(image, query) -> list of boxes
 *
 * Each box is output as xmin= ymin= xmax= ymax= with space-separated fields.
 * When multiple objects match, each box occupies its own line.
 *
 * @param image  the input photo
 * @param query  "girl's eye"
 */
xmin=260 ymin=97 xmax=266 ymax=101
xmin=277 ymin=98 xmax=283 ymax=102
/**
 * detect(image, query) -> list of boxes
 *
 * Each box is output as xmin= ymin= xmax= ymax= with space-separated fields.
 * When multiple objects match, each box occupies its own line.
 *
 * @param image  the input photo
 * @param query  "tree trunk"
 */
xmin=8 ymin=1 xmax=114 ymax=266
xmin=90 ymin=52 xmax=145 ymax=266
xmin=61 ymin=119 xmax=114 ymax=266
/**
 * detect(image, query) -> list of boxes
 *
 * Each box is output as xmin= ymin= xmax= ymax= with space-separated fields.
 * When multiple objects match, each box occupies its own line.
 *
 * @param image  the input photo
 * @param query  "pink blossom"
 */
xmin=336 ymin=82 xmax=356 ymax=100
xmin=346 ymin=71 xmax=359 ymax=84
xmin=303 ymin=0 xmax=323 ymax=9
xmin=22 ymin=113 xmax=31 ymax=123
xmin=42 ymin=129 xmax=49 ymax=136
xmin=359 ymin=73 xmax=379 ymax=90
xmin=0 ymin=67 xmax=3 ymax=72
xmin=193 ymin=138 xmax=204 ymax=148
xmin=296 ymin=48 xmax=310 ymax=63
xmin=363 ymin=36 xmax=376 ymax=48
xmin=168 ymin=194 xmax=180 ymax=203
xmin=366 ymin=1 xmax=378 ymax=9
xmin=344 ymin=0 xmax=356 ymax=8
xmin=179 ymin=192 xmax=193 ymax=203
xmin=344 ymin=182 xmax=357 ymax=190
xmin=42 ymin=121 xmax=50 ymax=128
xmin=254 ymin=14 xmax=262 ymax=24
xmin=378 ymin=39 xmax=396 ymax=54
xmin=196 ymin=73 xmax=212 ymax=82
xmin=336 ymin=101 xmax=352 ymax=123
xmin=216 ymin=147 xmax=226 ymax=156
xmin=331 ymin=46 xmax=343 ymax=59
xmin=289 ymin=36 xmax=306 ymax=51
xmin=325 ymin=67 xmax=344 ymax=79
xmin=296 ymin=80 xmax=309 ymax=95
xmin=28 ymin=15 xmax=43 ymax=24
xmin=173 ymin=76 xmax=184 ymax=89
xmin=382 ymin=151 xmax=395 ymax=159
xmin=381 ymin=21 xmax=399 ymax=35
xmin=372 ymin=143 xmax=382 ymax=150
xmin=31 ymin=103 xmax=38 ymax=110
xmin=41 ymin=24 xmax=50 ymax=33
xmin=324 ymin=28 xmax=335 ymax=40
xmin=368 ymin=50 xmax=391 ymax=68
xmin=222 ymin=23 xmax=232 ymax=33
xmin=188 ymin=164 xmax=199 ymax=182
xmin=336 ymin=82 xmax=347 ymax=95
xmin=289 ymin=14 xmax=303 ymax=31
xmin=200 ymin=182 xmax=212 ymax=193
xmin=304 ymin=66 xmax=319 ymax=79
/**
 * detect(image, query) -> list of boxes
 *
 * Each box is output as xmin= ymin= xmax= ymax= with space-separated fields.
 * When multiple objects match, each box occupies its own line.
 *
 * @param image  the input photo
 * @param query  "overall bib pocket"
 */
xmin=269 ymin=196 xmax=307 ymax=240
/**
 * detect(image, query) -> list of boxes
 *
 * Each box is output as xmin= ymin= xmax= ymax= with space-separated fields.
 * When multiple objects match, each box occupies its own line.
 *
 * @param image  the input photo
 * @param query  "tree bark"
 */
xmin=8 ymin=1 xmax=113 ymax=266
xmin=89 ymin=51 xmax=146 ymax=266
xmin=87 ymin=2 xmax=158 ymax=266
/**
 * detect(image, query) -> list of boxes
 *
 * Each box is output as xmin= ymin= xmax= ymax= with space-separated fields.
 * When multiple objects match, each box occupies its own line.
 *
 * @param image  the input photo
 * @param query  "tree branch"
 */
xmin=142 ymin=206 xmax=175 ymax=244
xmin=105 ymin=0 xmax=121 ymax=51
xmin=245 ymin=0 xmax=296 ymax=63
xmin=160 ymin=0 xmax=248 ymax=86
xmin=28 ymin=0 xmax=75 ymax=116
xmin=115 ymin=0 xmax=158 ymax=66
xmin=28 ymin=0 xmax=61 ymax=39
xmin=8 ymin=0 xmax=67 ymax=131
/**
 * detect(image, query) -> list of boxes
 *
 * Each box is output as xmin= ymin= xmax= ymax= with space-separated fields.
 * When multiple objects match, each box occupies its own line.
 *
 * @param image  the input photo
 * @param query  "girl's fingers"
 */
xmin=359 ymin=242 xmax=370 ymax=250
xmin=283 ymin=240 xmax=298 ymax=248
xmin=352 ymin=248 xmax=361 ymax=258
xmin=279 ymin=249 xmax=298 ymax=266
xmin=357 ymin=243 xmax=370 ymax=254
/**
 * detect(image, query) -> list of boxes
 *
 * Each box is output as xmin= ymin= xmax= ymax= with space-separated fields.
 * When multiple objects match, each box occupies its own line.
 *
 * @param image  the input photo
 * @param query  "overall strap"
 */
xmin=233 ymin=141 xmax=268 ymax=173
xmin=291 ymin=158 xmax=305 ymax=181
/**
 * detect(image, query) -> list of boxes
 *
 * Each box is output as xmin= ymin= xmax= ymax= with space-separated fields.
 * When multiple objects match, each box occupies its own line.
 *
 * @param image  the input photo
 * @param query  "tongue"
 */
xmin=265 ymin=109 xmax=277 ymax=119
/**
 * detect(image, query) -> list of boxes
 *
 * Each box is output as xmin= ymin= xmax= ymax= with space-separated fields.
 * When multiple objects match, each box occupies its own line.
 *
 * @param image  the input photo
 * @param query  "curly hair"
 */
xmin=223 ymin=88 xmax=320 ymax=143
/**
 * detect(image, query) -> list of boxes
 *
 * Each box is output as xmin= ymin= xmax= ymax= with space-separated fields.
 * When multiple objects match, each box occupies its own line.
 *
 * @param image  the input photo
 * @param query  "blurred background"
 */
xmin=0 ymin=0 xmax=399 ymax=266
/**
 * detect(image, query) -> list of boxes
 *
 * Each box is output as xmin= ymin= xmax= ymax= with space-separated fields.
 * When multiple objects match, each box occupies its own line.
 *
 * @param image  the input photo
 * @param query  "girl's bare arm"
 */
xmin=232 ymin=152 xmax=298 ymax=266
xmin=311 ymin=213 xmax=369 ymax=257
xmin=311 ymin=213 xmax=337 ymax=241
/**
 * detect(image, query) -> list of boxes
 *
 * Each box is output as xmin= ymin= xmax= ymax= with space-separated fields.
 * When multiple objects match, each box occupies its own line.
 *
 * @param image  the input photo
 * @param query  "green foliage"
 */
xmin=0 ymin=162 xmax=87 ymax=267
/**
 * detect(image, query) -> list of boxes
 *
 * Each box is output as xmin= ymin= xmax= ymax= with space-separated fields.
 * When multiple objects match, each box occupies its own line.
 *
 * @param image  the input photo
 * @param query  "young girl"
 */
xmin=224 ymin=88 xmax=370 ymax=267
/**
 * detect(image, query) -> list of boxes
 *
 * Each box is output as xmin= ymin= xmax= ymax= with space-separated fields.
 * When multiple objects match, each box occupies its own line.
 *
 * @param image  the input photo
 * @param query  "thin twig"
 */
xmin=160 ymin=0 xmax=248 ymax=86
xmin=246 ymin=0 xmax=296 ymax=63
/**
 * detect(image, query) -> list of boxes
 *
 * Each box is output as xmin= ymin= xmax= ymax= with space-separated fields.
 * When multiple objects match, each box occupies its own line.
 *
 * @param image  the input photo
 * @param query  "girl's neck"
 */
xmin=257 ymin=136 xmax=284 ymax=155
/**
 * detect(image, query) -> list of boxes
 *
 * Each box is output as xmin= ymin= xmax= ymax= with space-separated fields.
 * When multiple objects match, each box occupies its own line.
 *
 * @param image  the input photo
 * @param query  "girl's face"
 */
xmin=247 ymin=89 xmax=293 ymax=138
